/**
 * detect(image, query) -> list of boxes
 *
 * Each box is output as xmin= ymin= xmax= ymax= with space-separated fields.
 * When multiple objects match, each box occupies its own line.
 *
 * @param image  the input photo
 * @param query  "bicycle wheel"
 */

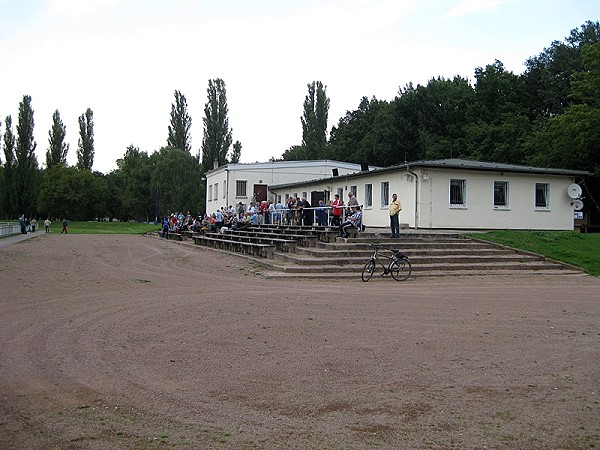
xmin=361 ymin=259 xmax=376 ymax=282
xmin=390 ymin=258 xmax=411 ymax=281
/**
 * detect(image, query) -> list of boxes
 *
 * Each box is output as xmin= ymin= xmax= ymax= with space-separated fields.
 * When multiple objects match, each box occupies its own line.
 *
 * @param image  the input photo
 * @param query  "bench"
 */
xmin=192 ymin=235 xmax=275 ymax=259
xmin=206 ymin=232 xmax=297 ymax=253
xmin=168 ymin=232 xmax=184 ymax=241
xmin=229 ymin=229 xmax=317 ymax=248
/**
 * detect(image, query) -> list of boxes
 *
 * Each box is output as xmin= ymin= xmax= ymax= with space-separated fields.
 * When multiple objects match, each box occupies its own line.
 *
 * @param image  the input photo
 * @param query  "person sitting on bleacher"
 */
xmin=339 ymin=206 xmax=362 ymax=238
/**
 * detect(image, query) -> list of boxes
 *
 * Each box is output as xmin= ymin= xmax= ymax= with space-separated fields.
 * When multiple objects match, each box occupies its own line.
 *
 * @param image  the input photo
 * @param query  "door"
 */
xmin=253 ymin=184 xmax=268 ymax=203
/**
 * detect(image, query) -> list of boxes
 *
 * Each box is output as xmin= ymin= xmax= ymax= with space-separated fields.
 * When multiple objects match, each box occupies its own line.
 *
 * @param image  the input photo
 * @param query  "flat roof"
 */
xmin=269 ymin=158 xmax=592 ymax=189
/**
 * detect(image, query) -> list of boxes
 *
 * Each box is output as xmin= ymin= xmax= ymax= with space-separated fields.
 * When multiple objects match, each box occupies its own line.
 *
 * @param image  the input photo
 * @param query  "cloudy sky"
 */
xmin=0 ymin=0 xmax=598 ymax=173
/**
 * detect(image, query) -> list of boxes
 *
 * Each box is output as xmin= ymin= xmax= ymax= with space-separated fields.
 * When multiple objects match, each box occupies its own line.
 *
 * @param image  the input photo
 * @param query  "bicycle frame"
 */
xmin=361 ymin=243 xmax=411 ymax=282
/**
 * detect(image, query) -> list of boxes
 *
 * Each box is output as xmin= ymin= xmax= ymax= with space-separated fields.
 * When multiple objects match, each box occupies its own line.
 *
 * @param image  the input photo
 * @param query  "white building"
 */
xmin=268 ymin=159 xmax=591 ymax=230
xmin=204 ymin=160 xmax=366 ymax=211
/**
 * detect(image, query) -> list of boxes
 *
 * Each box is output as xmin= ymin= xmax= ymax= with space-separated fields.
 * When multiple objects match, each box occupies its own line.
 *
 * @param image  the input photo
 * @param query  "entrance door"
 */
xmin=253 ymin=184 xmax=268 ymax=203
xmin=310 ymin=191 xmax=325 ymax=206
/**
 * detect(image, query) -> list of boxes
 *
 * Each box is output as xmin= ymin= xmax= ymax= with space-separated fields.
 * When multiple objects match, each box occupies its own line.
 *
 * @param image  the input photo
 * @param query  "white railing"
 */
xmin=240 ymin=205 xmax=363 ymax=226
xmin=0 ymin=222 xmax=21 ymax=238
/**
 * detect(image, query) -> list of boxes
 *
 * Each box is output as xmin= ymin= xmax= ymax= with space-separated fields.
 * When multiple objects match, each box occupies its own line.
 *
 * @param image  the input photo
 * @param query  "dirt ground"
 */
xmin=0 ymin=234 xmax=599 ymax=449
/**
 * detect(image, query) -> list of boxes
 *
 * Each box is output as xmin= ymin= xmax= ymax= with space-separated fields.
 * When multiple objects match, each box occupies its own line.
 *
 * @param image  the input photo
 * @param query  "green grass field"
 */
xmin=54 ymin=221 xmax=160 ymax=235
xmin=468 ymin=230 xmax=600 ymax=276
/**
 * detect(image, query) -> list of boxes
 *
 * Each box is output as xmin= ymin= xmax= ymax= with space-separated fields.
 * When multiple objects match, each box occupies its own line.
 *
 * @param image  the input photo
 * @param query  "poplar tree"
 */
xmin=77 ymin=108 xmax=94 ymax=170
xmin=201 ymin=78 xmax=232 ymax=173
xmin=15 ymin=95 xmax=38 ymax=215
xmin=301 ymin=81 xmax=330 ymax=160
xmin=47 ymin=109 xmax=69 ymax=168
xmin=2 ymin=116 xmax=17 ymax=216
xmin=167 ymin=90 xmax=192 ymax=153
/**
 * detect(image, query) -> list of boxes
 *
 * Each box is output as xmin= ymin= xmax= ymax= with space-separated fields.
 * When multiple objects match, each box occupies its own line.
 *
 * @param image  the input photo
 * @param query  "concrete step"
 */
xmin=274 ymin=253 xmax=543 ymax=266
xmin=147 ymin=231 xmax=585 ymax=278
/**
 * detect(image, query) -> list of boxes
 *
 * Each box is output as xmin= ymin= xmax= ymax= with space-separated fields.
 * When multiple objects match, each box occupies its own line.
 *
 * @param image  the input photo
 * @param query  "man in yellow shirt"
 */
xmin=389 ymin=193 xmax=402 ymax=238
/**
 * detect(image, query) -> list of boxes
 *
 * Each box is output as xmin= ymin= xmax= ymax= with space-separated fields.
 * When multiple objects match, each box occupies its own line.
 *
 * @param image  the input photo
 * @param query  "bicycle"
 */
xmin=361 ymin=243 xmax=412 ymax=282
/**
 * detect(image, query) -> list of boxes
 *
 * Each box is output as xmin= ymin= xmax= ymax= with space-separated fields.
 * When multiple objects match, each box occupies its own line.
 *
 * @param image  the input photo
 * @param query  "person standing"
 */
xmin=44 ymin=218 xmax=51 ymax=233
xmin=30 ymin=218 xmax=37 ymax=232
xmin=19 ymin=215 xmax=27 ymax=234
xmin=389 ymin=193 xmax=402 ymax=238
xmin=346 ymin=192 xmax=359 ymax=218
xmin=331 ymin=194 xmax=343 ymax=227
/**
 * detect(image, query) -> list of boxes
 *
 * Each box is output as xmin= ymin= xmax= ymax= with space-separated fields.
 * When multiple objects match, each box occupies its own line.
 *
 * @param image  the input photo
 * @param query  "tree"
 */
xmin=113 ymin=145 xmax=154 ymax=220
xmin=37 ymin=165 xmax=108 ymax=220
xmin=522 ymin=21 xmax=600 ymax=119
xmin=201 ymin=78 xmax=232 ymax=173
xmin=526 ymin=43 xmax=600 ymax=175
xmin=15 ymin=95 xmax=39 ymax=216
xmin=46 ymin=109 xmax=69 ymax=168
xmin=2 ymin=115 xmax=16 ymax=217
xmin=77 ymin=108 xmax=94 ymax=170
xmin=167 ymin=90 xmax=192 ymax=153
xmin=329 ymin=96 xmax=399 ymax=166
xmin=151 ymin=147 xmax=203 ymax=214
xmin=301 ymin=81 xmax=329 ymax=159
xmin=230 ymin=140 xmax=242 ymax=163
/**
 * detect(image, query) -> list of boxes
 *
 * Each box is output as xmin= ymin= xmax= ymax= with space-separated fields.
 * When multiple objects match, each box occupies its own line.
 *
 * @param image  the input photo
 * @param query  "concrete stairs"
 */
xmin=255 ymin=232 xmax=585 ymax=279
xmin=149 ymin=230 xmax=585 ymax=279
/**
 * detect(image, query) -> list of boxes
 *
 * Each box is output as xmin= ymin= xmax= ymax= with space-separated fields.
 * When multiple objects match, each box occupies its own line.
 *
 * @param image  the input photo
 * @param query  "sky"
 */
xmin=0 ymin=0 xmax=598 ymax=174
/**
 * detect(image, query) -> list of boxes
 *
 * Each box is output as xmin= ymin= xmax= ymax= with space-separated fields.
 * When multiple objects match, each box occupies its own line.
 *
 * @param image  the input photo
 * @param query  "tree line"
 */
xmin=286 ymin=21 xmax=599 ymax=176
xmin=0 ymin=79 xmax=239 ymax=221
xmin=1 ymin=21 xmax=598 ymax=222
xmin=283 ymin=21 xmax=600 ymax=218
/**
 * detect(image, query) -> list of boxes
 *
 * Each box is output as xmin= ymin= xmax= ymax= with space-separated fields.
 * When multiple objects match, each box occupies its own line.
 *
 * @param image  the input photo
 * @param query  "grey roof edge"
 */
xmin=269 ymin=158 xmax=593 ymax=190
xmin=205 ymin=159 xmax=365 ymax=175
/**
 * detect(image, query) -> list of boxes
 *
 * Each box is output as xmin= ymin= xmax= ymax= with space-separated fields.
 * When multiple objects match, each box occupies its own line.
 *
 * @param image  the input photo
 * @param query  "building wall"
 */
xmin=269 ymin=167 xmax=578 ymax=230
xmin=419 ymin=168 xmax=575 ymax=230
xmin=205 ymin=161 xmax=364 ymax=212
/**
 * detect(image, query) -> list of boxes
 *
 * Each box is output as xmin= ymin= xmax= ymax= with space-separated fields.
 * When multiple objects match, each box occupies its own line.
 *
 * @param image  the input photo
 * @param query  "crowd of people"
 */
xmin=159 ymin=192 xmax=368 ymax=239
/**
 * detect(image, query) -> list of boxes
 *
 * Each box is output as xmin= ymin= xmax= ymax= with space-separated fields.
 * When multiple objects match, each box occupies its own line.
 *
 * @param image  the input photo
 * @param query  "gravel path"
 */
xmin=1 ymin=234 xmax=599 ymax=449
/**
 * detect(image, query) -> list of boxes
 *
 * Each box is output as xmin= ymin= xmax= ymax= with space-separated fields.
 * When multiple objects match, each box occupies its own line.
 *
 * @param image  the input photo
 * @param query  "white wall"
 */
xmin=269 ymin=166 xmax=579 ymax=230
xmin=205 ymin=161 xmax=364 ymax=212
xmin=418 ymin=169 xmax=575 ymax=230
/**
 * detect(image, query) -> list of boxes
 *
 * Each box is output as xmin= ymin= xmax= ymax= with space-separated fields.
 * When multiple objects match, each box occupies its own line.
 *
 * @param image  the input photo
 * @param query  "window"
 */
xmin=535 ymin=183 xmax=549 ymax=209
xmin=208 ymin=185 xmax=213 ymax=202
xmin=236 ymin=180 xmax=247 ymax=197
xmin=223 ymin=181 xmax=226 ymax=198
xmin=350 ymin=185 xmax=357 ymax=197
xmin=381 ymin=182 xmax=389 ymax=207
xmin=302 ymin=191 xmax=307 ymax=200
xmin=364 ymin=184 xmax=373 ymax=207
xmin=450 ymin=179 xmax=466 ymax=207
xmin=213 ymin=183 xmax=219 ymax=201
xmin=493 ymin=181 xmax=509 ymax=208
xmin=337 ymin=187 xmax=344 ymax=199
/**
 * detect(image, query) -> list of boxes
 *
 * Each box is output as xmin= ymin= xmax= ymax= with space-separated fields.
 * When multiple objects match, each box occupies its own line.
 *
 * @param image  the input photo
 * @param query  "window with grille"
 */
xmin=208 ymin=185 xmax=213 ymax=202
xmin=493 ymin=181 xmax=509 ymax=208
xmin=213 ymin=183 xmax=219 ymax=200
xmin=236 ymin=180 xmax=247 ymax=197
xmin=450 ymin=179 xmax=466 ymax=207
xmin=535 ymin=183 xmax=549 ymax=209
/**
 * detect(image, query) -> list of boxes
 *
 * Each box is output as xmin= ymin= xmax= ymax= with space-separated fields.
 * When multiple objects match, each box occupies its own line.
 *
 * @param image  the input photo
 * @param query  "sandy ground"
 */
xmin=0 ymin=233 xmax=599 ymax=449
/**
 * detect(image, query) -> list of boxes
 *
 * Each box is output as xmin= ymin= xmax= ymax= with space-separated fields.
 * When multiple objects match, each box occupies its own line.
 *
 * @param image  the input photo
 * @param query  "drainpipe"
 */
xmin=225 ymin=168 xmax=229 ymax=208
xmin=405 ymin=165 xmax=419 ymax=229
